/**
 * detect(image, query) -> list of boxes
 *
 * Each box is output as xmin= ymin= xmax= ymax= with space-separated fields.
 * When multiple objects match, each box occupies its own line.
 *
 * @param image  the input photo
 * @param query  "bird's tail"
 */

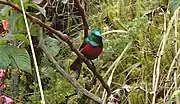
xmin=70 ymin=58 xmax=82 ymax=79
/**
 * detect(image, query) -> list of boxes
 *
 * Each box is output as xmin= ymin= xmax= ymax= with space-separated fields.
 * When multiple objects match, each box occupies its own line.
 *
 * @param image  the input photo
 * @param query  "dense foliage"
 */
xmin=0 ymin=0 xmax=179 ymax=104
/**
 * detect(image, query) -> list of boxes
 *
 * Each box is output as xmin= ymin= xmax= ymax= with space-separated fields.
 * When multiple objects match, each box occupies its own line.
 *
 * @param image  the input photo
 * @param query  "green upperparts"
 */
xmin=85 ymin=29 xmax=103 ymax=46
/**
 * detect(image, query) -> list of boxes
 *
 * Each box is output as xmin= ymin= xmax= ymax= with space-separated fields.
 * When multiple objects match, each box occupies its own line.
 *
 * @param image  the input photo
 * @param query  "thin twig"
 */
xmin=74 ymin=0 xmax=89 ymax=38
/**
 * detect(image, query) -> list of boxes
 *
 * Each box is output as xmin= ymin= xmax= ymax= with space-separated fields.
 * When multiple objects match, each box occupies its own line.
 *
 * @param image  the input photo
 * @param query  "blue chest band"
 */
xmin=90 ymin=44 xmax=95 ymax=48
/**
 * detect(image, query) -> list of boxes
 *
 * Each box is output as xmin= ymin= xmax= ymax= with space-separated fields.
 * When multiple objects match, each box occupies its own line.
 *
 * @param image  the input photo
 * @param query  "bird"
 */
xmin=70 ymin=29 xmax=103 ymax=79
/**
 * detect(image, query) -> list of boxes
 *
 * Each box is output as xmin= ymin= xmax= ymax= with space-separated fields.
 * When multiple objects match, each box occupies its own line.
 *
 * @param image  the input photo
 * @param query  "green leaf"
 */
xmin=11 ymin=0 xmax=20 ymax=4
xmin=15 ymin=34 xmax=29 ymax=44
xmin=30 ymin=24 xmax=40 ymax=36
xmin=0 ymin=45 xmax=31 ymax=71
xmin=34 ymin=4 xmax=46 ymax=17
xmin=44 ymin=37 xmax=60 ymax=57
xmin=0 ymin=4 xmax=5 ymax=10
xmin=169 ymin=0 xmax=180 ymax=15
xmin=16 ymin=16 xmax=26 ymax=33
xmin=8 ymin=12 xmax=22 ymax=33
xmin=0 ymin=5 xmax=10 ymax=16
xmin=0 ymin=4 xmax=9 ymax=19
xmin=0 ymin=51 xmax=11 ymax=69
xmin=0 ymin=40 xmax=8 ymax=45
xmin=25 ymin=3 xmax=46 ymax=17
xmin=10 ymin=48 xmax=31 ymax=71
xmin=12 ymin=0 xmax=28 ymax=4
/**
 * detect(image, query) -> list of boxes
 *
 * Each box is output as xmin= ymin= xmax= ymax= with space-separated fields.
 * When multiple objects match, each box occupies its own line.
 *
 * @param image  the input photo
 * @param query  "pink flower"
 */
xmin=0 ymin=69 xmax=5 ymax=78
xmin=0 ymin=95 xmax=14 ymax=104
xmin=2 ymin=20 xmax=8 ymax=31
xmin=4 ymin=96 xmax=14 ymax=104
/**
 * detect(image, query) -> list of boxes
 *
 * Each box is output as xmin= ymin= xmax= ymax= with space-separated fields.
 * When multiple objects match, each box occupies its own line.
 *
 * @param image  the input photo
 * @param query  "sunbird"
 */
xmin=70 ymin=29 xmax=103 ymax=79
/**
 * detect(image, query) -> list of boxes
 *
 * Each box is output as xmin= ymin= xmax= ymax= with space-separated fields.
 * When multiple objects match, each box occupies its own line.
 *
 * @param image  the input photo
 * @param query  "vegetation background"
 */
xmin=0 ymin=0 xmax=179 ymax=104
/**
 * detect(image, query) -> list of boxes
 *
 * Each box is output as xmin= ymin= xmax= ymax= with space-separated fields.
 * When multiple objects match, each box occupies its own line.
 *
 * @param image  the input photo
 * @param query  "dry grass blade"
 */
xmin=124 ymin=63 xmax=141 ymax=83
xmin=173 ymin=9 xmax=180 ymax=104
xmin=174 ymin=8 xmax=179 ymax=104
xmin=101 ymin=41 xmax=132 ymax=104
xmin=101 ymin=30 xmax=128 ymax=35
xmin=152 ymin=6 xmax=180 ymax=104
xmin=164 ymin=48 xmax=180 ymax=101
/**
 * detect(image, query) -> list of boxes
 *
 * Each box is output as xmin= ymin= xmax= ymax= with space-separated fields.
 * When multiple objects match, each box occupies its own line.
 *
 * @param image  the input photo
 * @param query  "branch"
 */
xmin=74 ymin=0 xmax=89 ymax=38
xmin=40 ymin=43 xmax=102 ymax=103
xmin=0 ymin=1 xmax=110 ymax=95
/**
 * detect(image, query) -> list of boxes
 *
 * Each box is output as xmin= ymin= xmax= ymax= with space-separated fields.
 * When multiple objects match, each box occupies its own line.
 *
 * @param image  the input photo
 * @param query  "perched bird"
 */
xmin=70 ymin=29 xmax=103 ymax=79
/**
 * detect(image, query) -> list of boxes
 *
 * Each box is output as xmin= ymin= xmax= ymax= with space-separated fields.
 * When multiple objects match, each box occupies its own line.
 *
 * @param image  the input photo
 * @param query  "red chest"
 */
xmin=80 ymin=43 xmax=103 ymax=60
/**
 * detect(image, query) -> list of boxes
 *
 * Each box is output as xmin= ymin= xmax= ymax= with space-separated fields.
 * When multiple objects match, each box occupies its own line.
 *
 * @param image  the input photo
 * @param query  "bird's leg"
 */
xmin=66 ymin=92 xmax=77 ymax=98
xmin=90 ymin=60 xmax=95 ymax=67
xmin=63 ymin=92 xmax=77 ymax=103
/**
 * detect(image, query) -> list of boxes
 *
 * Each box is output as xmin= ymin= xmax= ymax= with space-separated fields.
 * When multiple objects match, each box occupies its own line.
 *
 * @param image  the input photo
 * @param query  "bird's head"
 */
xmin=88 ymin=28 xmax=103 ymax=46
xmin=91 ymin=29 xmax=102 ymax=37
